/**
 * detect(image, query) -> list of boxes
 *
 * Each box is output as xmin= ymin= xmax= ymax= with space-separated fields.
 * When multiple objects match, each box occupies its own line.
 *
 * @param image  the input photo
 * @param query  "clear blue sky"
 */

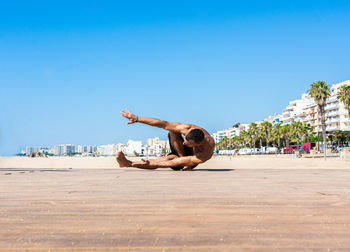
xmin=1 ymin=0 xmax=350 ymax=155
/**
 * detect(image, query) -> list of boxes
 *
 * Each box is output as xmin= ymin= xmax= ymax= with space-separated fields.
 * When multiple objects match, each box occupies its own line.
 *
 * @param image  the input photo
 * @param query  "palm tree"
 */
xmin=291 ymin=121 xmax=303 ymax=145
xmin=308 ymin=81 xmax=331 ymax=160
xmin=260 ymin=121 xmax=273 ymax=147
xmin=301 ymin=122 xmax=313 ymax=143
xmin=273 ymin=123 xmax=282 ymax=148
xmin=281 ymin=124 xmax=290 ymax=146
xmin=245 ymin=130 xmax=253 ymax=148
xmin=237 ymin=132 xmax=244 ymax=148
xmin=216 ymin=136 xmax=227 ymax=150
xmin=337 ymin=85 xmax=350 ymax=120
xmin=240 ymin=130 xmax=250 ymax=148
xmin=232 ymin=136 xmax=240 ymax=149
xmin=333 ymin=130 xmax=345 ymax=146
xmin=257 ymin=126 xmax=264 ymax=148
xmin=248 ymin=123 xmax=258 ymax=148
xmin=221 ymin=136 xmax=229 ymax=150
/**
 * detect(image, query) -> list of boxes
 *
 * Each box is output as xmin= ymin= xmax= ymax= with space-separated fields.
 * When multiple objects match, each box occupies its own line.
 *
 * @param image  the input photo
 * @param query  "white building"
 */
xmin=265 ymin=80 xmax=350 ymax=133
xmin=25 ymin=146 xmax=51 ymax=155
xmin=212 ymin=130 xmax=226 ymax=143
xmin=211 ymin=123 xmax=250 ymax=143
xmin=325 ymin=80 xmax=350 ymax=132
xmin=54 ymin=144 xmax=75 ymax=155
xmin=115 ymin=143 xmax=126 ymax=153
xmin=125 ymin=140 xmax=142 ymax=156
xmin=76 ymin=145 xmax=83 ymax=153
xmin=76 ymin=145 xmax=97 ymax=153
xmin=144 ymin=137 xmax=170 ymax=156
xmin=265 ymin=114 xmax=282 ymax=126
xmin=97 ymin=144 xmax=117 ymax=156
xmin=277 ymin=93 xmax=314 ymax=125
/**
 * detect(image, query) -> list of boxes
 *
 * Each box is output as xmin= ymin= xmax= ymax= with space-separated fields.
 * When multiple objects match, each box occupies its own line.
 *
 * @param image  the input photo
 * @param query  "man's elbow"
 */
xmin=162 ymin=121 xmax=169 ymax=129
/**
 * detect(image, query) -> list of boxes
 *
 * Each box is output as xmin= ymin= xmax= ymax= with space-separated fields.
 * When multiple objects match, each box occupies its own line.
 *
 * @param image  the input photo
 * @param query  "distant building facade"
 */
xmin=267 ymin=80 xmax=350 ymax=133
xmin=144 ymin=137 xmax=170 ymax=156
xmin=125 ymin=140 xmax=142 ymax=156
xmin=212 ymin=80 xmax=350 ymax=143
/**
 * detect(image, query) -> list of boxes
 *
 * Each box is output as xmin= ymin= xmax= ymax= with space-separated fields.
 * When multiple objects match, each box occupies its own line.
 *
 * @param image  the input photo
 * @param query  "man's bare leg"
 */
xmin=116 ymin=151 xmax=178 ymax=169
xmin=168 ymin=133 xmax=194 ymax=171
xmin=144 ymin=154 xmax=178 ymax=163
xmin=169 ymin=132 xmax=186 ymax=157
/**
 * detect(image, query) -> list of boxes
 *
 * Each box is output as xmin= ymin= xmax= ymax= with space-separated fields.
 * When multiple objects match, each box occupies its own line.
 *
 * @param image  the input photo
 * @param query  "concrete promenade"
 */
xmin=1 ymin=156 xmax=350 ymax=251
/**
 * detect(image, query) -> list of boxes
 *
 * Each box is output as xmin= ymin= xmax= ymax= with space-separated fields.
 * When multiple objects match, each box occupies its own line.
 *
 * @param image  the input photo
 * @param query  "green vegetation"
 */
xmin=216 ymin=122 xmax=349 ymax=151
xmin=307 ymin=81 xmax=331 ymax=159
xmin=216 ymin=122 xmax=319 ymax=150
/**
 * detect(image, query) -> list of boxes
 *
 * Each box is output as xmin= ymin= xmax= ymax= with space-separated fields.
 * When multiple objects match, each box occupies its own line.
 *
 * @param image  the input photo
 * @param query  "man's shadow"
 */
xmin=192 ymin=169 xmax=235 ymax=172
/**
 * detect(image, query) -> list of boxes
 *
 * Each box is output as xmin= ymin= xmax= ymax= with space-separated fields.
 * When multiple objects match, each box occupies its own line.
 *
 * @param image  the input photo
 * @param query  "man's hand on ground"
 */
xmin=120 ymin=109 xmax=137 ymax=124
xmin=141 ymin=158 xmax=150 ymax=165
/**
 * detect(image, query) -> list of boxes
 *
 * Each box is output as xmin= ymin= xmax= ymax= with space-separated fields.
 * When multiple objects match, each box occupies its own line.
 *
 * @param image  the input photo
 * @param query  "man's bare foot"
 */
xmin=116 ymin=151 xmax=132 ymax=167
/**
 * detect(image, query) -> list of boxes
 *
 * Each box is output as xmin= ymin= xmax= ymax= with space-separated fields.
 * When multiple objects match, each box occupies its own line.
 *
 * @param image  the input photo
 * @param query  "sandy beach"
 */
xmin=1 ymin=155 xmax=350 ymax=251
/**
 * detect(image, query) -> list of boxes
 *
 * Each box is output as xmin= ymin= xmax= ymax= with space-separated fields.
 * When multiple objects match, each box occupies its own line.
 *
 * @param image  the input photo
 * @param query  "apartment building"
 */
xmin=302 ymin=80 xmax=350 ymax=133
xmin=270 ymin=80 xmax=350 ymax=133
xmin=211 ymin=124 xmax=250 ymax=143
xmin=25 ymin=146 xmax=51 ymax=155
xmin=144 ymin=137 xmax=171 ymax=156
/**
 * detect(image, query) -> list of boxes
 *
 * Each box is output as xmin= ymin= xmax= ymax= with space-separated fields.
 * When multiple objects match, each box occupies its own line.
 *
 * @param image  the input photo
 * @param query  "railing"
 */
xmin=325 ymin=111 xmax=338 ymax=117
xmin=326 ymin=118 xmax=339 ymax=124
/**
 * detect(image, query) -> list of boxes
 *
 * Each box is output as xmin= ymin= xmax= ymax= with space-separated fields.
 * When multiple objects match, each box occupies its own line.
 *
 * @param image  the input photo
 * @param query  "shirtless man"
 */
xmin=116 ymin=109 xmax=215 ymax=171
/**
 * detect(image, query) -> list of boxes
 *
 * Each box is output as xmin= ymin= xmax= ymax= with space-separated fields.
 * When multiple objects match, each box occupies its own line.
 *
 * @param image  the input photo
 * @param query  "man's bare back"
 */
xmin=116 ymin=109 xmax=215 ymax=171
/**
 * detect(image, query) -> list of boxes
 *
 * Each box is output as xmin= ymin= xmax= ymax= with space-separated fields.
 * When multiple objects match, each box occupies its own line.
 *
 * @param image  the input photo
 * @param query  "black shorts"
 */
xmin=168 ymin=133 xmax=198 ymax=171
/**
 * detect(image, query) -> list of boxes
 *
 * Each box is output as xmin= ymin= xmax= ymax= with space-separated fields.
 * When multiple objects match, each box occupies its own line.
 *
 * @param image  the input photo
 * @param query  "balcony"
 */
xmin=325 ymin=103 xmax=339 ymax=111
xmin=325 ymin=111 xmax=338 ymax=117
xmin=326 ymin=118 xmax=339 ymax=124
xmin=284 ymin=107 xmax=294 ymax=112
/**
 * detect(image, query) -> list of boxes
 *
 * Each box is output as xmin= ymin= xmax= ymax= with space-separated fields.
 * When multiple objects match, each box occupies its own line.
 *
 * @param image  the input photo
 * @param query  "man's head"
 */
xmin=183 ymin=129 xmax=205 ymax=147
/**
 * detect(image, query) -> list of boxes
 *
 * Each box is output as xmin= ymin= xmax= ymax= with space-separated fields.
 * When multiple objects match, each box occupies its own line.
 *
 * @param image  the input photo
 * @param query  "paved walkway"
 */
xmin=1 ymin=159 xmax=350 ymax=251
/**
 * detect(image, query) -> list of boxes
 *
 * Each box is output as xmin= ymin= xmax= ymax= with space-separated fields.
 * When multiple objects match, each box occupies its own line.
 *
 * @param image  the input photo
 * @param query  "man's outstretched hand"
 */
xmin=120 ymin=109 xmax=137 ymax=124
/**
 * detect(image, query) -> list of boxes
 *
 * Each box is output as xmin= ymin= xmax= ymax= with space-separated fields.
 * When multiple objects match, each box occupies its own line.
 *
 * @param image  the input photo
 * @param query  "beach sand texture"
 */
xmin=1 ymin=156 xmax=350 ymax=251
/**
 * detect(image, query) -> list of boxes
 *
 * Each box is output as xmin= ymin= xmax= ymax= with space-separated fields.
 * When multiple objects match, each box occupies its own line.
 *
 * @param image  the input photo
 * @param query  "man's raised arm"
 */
xmin=120 ymin=109 xmax=191 ymax=133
